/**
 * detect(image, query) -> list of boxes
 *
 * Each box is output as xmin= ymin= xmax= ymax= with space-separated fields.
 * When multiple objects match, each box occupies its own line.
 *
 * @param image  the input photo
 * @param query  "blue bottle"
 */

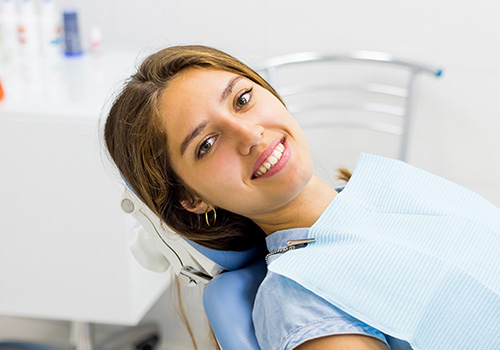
xmin=63 ymin=11 xmax=82 ymax=56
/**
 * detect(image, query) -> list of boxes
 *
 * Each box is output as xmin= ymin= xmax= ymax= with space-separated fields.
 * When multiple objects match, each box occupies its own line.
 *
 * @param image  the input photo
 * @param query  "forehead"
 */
xmin=159 ymin=68 xmax=240 ymax=115
xmin=164 ymin=67 xmax=241 ymax=97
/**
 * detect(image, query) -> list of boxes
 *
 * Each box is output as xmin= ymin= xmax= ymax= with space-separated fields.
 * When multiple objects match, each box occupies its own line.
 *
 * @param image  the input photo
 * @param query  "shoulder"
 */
xmin=253 ymin=271 xmax=390 ymax=350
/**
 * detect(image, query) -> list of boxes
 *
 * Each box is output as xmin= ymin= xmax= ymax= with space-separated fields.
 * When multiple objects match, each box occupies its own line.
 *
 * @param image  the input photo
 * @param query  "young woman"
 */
xmin=104 ymin=45 xmax=500 ymax=350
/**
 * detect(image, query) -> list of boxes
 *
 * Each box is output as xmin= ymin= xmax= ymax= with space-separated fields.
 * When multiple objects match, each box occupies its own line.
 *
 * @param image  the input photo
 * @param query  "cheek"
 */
xmin=207 ymin=153 xmax=242 ymax=184
xmin=200 ymin=160 xmax=249 ymax=210
xmin=187 ymin=152 xmax=242 ymax=197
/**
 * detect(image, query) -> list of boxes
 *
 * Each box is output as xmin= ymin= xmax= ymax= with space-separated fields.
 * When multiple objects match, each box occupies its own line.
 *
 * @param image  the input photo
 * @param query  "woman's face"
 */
xmin=159 ymin=68 xmax=313 ymax=220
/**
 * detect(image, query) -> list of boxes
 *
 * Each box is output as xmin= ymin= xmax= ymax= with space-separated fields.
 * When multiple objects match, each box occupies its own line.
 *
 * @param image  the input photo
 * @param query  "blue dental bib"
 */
xmin=269 ymin=154 xmax=500 ymax=350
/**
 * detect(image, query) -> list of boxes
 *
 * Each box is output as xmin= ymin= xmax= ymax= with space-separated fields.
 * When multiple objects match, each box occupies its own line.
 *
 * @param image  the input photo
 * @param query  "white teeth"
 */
xmin=268 ymin=156 xmax=278 ymax=165
xmin=253 ymin=142 xmax=285 ymax=178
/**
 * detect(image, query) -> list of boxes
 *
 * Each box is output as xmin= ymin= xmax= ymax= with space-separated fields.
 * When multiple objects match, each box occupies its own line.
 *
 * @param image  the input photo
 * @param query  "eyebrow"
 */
xmin=220 ymin=76 xmax=244 ymax=103
xmin=180 ymin=119 xmax=210 ymax=156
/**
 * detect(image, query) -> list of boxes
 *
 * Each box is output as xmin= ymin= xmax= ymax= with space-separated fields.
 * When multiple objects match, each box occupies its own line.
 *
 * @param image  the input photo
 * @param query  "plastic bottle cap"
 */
xmin=0 ymin=80 xmax=5 ymax=101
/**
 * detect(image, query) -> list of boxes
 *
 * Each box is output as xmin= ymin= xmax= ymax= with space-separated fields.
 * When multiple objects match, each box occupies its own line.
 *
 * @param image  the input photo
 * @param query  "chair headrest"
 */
xmin=186 ymin=239 xmax=267 ymax=271
xmin=122 ymin=176 xmax=266 ymax=271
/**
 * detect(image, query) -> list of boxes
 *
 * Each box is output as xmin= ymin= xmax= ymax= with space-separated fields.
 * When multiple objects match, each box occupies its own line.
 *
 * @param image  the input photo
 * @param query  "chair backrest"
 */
xmin=258 ymin=51 xmax=442 ymax=169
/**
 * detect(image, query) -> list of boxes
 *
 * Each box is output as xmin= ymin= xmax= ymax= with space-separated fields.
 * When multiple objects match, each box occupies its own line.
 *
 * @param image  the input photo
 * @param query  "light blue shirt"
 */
xmin=252 ymin=227 xmax=412 ymax=350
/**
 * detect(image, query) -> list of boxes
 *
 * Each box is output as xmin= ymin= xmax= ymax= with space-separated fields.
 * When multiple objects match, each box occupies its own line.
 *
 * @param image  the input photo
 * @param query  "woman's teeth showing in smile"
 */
xmin=253 ymin=142 xmax=285 ymax=178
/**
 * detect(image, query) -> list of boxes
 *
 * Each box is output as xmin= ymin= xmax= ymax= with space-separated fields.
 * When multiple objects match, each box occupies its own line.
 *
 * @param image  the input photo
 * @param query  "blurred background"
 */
xmin=1 ymin=0 xmax=499 ymax=349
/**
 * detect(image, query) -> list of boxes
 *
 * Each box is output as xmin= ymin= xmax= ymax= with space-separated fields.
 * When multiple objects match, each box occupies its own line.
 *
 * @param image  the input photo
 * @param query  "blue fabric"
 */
xmin=253 ymin=228 xmax=399 ymax=350
xmin=268 ymin=154 xmax=500 ymax=350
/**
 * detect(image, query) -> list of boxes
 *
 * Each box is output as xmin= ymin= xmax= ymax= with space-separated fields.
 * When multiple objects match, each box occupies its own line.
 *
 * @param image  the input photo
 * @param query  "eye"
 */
xmin=235 ymin=88 xmax=253 ymax=110
xmin=196 ymin=135 xmax=217 ymax=159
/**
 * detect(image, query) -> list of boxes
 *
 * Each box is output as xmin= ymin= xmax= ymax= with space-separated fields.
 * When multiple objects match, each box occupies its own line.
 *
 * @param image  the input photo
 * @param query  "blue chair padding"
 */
xmin=186 ymin=240 xmax=267 ymax=271
xmin=203 ymin=258 xmax=267 ymax=350
xmin=0 ymin=342 xmax=62 ymax=350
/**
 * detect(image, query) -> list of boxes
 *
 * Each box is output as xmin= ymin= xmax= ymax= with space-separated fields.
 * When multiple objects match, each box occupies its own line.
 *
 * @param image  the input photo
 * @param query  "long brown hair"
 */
xmin=104 ymin=45 xmax=285 ymax=251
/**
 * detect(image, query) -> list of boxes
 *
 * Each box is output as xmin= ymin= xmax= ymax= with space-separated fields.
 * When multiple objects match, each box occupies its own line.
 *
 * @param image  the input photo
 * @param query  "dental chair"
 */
xmin=121 ymin=51 xmax=442 ymax=349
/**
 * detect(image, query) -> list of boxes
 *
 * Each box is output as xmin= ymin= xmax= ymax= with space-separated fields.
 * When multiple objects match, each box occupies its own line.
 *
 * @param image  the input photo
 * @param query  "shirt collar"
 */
xmin=265 ymin=227 xmax=310 ymax=253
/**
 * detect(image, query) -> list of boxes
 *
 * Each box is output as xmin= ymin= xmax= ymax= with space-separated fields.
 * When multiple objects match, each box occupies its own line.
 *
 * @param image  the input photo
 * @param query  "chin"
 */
xmin=287 ymin=165 xmax=314 ymax=194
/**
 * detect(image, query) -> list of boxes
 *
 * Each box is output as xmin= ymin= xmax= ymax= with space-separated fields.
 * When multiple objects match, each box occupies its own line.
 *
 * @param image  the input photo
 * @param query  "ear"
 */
xmin=180 ymin=198 xmax=211 ymax=215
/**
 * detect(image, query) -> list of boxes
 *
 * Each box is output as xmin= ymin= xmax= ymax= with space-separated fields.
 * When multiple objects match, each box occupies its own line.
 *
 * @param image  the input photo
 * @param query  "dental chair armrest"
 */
xmin=203 ymin=258 xmax=267 ymax=350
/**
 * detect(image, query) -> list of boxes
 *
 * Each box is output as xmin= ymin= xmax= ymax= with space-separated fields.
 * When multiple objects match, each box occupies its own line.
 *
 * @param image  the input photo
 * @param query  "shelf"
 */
xmin=0 ymin=51 xmax=138 ymax=121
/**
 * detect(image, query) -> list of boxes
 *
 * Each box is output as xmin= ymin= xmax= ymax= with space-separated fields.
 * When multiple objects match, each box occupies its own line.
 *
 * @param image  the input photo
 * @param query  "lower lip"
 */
xmin=254 ymin=139 xmax=290 ymax=180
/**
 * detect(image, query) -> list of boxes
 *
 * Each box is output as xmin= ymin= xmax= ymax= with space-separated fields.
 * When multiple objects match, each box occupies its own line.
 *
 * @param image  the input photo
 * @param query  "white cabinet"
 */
xmin=0 ymin=53 xmax=171 ymax=326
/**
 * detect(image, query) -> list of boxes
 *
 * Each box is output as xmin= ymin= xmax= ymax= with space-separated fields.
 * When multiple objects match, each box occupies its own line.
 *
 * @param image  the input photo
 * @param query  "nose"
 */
xmin=226 ymin=118 xmax=264 ymax=155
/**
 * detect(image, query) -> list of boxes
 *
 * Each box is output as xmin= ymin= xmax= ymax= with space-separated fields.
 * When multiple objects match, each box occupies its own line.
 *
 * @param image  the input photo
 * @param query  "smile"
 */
xmin=253 ymin=140 xmax=286 ymax=179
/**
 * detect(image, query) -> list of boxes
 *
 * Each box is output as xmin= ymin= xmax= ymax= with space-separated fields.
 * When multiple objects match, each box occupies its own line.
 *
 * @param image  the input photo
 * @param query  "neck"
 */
xmin=253 ymin=174 xmax=338 ymax=235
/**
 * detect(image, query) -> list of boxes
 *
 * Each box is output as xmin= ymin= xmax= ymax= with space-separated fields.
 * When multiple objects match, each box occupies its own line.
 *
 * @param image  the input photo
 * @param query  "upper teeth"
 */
xmin=254 ymin=143 xmax=285 ymax=178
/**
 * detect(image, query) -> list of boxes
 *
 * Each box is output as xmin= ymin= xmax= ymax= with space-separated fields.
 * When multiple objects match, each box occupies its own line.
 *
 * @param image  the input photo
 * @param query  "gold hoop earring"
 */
xmin=205 ymin=207 xmax=217 ymax=227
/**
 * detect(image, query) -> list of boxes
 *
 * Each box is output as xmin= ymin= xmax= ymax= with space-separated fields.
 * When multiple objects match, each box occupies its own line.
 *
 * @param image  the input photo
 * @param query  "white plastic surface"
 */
xmin=121 ymin=188 xmax=224 ymax=283
xmin=128 ymin=227 xmax=170 ymax=273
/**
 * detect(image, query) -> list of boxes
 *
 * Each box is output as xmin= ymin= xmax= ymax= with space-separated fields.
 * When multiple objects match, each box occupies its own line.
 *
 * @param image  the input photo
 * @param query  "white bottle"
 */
xmin=89 ymin=24 xmax=102 ymax=55
xmin=18 ymin=0 xmax=40 ymax=55
xmin=40 ymin=0 xmax=62 ymax=56
xmin=0 ymin=0 xmax=19 ymax=60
